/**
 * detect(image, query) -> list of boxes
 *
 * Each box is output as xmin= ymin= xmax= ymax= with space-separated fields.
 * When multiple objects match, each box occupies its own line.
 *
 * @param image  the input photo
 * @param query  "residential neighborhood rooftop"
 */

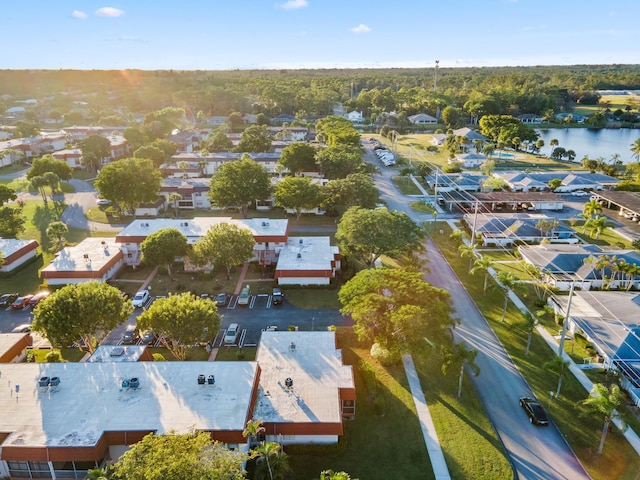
xmin=276 ymin=236 xmax=338 ymax=272
xmin=40 ymin=237 xmax=123 ymax=276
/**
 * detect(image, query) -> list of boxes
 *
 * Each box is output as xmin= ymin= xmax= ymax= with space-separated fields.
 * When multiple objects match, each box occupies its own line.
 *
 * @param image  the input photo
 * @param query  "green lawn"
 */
xmin=392 ymin=176 xmax=423 ymax=195
xmin=431 ymin=222 xmax=640 ymax=480
xmin=289 ymin=328 xmax=511 ymax=480
xmin=26 ymin=347 xmax=86 ymax=363
xmin=566 ymin=220 xmax=632 ymax=248
xmin=284 ymin=287 xmax=342 ymax=309
xmin=214 ymin=346 xmax=257 ymax=361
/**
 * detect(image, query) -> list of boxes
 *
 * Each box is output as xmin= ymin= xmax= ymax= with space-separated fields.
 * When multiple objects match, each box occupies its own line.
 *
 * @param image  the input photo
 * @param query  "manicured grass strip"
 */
xmin=284 ymin=288 xmax=341 ymax=309
xmin=392 ymin=176 xmax=422 ymax=195
xmin=431 ymin=222 xmax=640 ymax=480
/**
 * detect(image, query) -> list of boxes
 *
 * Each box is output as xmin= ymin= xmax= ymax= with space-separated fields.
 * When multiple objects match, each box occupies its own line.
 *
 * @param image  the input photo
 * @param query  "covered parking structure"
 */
xmin=590 ymin=191 xmax=640 ymax=222
xmin=439 ymin=190 xmax=564 ymax=213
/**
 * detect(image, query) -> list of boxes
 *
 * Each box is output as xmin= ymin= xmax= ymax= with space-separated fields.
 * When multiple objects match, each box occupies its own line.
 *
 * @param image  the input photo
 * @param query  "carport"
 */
xmin=590 ymin=191 xmax=640 ymax=221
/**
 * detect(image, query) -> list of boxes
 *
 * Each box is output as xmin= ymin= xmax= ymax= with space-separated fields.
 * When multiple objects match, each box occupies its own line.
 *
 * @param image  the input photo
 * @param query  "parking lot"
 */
xmin=0 ymin=292 xmax=351 ymax=353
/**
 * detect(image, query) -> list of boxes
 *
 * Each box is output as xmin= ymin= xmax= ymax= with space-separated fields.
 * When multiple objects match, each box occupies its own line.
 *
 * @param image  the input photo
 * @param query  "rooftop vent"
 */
xmin=197 ymin=374 xmax=206 ymax=385
xmin=285 ymin=377 xmax=293 ymax=388
xmin=39 ymin=376 xmax=49 ymax=387
xmin=299 ymin=239 xmax=303 ymax=244
xmin=207 ymin=375 xmax=215 ymax=385
xmin=289 ymin=342 xmax=296 ymax=352
xmin=141 ymin=222 xmax=149 ymax=227
xmin=49 ymin=377 xmax=60 ymax=387
xmin=296 ymin=253 xmax=302 ymax=259
xmin=129 ymin=377 xmax=140 ymax=389
xmin=181 ymin=222 xmax=189 ymax=227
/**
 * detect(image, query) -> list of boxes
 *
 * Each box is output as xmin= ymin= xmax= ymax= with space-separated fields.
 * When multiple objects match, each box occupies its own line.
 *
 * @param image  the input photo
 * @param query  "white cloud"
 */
xmin=71 ymin=10 xmax=87 ymax=19
xmin=278 ymin=0 xmax=308 ymax=9
xmin=95 ymin=7 xmax=125 ymax=17
xmin=350 ymin=24 xmax=371 ymax=34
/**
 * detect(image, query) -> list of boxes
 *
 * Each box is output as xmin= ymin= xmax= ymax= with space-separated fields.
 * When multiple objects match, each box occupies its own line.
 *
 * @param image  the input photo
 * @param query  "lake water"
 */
xmin=535 ymin=128 xmax=640 ymax=164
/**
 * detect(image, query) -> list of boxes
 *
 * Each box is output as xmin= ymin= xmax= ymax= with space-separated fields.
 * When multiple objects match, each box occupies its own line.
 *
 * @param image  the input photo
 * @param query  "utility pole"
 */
xmin=433 ymin=60 xmax=439 ymax=93
xmin=557 ymin=282 xmax=576 ymax=357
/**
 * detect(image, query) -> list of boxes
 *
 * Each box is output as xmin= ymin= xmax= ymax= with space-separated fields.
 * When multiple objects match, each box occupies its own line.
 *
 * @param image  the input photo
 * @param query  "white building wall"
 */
xmin=0 ymin=248 xmax=37 ymax=273
xmin=265 ymin=434 xmax=338 ymax=445
xmin=277 ymin=276 xmax=330 ymax=286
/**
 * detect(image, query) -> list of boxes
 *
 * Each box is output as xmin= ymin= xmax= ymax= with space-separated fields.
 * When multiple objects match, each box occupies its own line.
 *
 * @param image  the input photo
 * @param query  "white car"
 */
xmin=131 ymin=290 xmax=150 ymax=308
xmin=96 ymin=198 xmax=111 ymax=206
xmin=572 ymin=190 xmax=589 ymax=197
xmin=224 ymin=323 xmax=240 ymax=344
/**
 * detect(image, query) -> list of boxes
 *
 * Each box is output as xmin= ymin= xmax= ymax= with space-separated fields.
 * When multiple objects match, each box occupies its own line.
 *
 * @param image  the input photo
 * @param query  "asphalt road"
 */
xmin=366 ymin=143 xmax=591 ymax=480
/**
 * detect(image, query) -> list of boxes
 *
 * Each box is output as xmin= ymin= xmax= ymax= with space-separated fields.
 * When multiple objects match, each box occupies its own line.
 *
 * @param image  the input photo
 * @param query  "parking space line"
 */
xmin=266 ymin=295 xmax=272 ymax=309
xmin=248 ymin=296 xmax=256 ymax=309
xmin=238 ymin=329 xmax=247 ymax=347
xmin=227 ymin=296 xmax=237 ymax=309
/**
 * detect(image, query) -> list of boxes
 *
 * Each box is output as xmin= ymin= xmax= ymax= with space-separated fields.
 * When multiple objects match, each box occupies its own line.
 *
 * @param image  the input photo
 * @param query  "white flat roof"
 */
xmin=117 ymin=217 xmax=288 ymax=241
xmin=0 ymin=238 xmax=37 ymax=258
xmin=40 ymin=237 xmax=121 ymax=274
xmin=0 ymin=361 xmax=258 ymax=448
xmin=86 ymin=345 xmax=147 ymax=363
xmin=276 ymin=237 xmax=338 ymax=272
xmin=254 ymin=332 xmax=353 ymax=424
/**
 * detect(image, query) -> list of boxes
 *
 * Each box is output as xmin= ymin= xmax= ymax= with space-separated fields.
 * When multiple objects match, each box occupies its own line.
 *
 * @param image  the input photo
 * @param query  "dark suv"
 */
xmin=272 ymin=288 xmax=284 ymax=305
xmin=121 ymin=325 xmax=140 ymax=345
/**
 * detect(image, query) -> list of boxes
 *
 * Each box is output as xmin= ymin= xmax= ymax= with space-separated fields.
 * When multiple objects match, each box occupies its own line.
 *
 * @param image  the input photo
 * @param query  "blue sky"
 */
xmin=4 ymin=0 xmax=640 ymax=70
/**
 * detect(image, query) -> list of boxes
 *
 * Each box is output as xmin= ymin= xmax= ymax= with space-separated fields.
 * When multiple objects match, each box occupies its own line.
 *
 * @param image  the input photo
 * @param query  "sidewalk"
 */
xmin=234 ymin=262 xmax=250 ymax=295
xmin=402 ymin=354 xmax=452 ymax=480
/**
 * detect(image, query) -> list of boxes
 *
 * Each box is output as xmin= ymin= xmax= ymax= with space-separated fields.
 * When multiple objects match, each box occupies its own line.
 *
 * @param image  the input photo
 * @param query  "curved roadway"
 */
xmin=367 ymin=145 xmax=590 ymax=480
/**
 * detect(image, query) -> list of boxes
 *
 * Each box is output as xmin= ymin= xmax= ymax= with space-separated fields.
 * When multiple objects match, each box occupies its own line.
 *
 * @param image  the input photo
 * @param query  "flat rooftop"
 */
xmin=0 ymin=333 xmax=31 ymax=358
xmin=253 ymin=332 xmax=354 ymax=424
xmin=86 ymin=345 xmax=147 ymax=363
xmin=40 ymin=237 xmax=122 ymax=274
xmin=0 ymin=238 xmax=37 ymax=258
xmin=0 ymin=361 xmax=258 ymax=448
xmin=276 ymin=237 xmax=338 ymax=272
xmin=116 ymin=217 xmax=289 ymax=242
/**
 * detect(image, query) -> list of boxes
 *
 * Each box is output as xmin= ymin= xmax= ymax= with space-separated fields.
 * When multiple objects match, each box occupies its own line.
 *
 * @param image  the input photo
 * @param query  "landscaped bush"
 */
xmin=152 ymin=353 xmax=166 ymax=361
xmin=45 ymin=351 xmax=61 ymax=363
xmin=370 ymin=342 xmax=401 ymax=366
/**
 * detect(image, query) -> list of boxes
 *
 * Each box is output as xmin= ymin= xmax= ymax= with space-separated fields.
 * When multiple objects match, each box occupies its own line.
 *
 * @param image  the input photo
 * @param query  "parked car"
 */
xmin=272 ymin=288 xmax=284 ymax=305
xmin=132 ymin=290 xmax=150 ymax=308
xmin=519 ymin=397 xmax=549 ymax=426
xmin=237 ymin=285 xmax=250 ymax=306
xmin=262 ymin=325 xmax=278 ymax=332
xmin=96 ymin=198 xmax=111 ymax=206
xmin=572 ymin=190 xmax=589 ymax=197
xmin=29 ymin=291 xmax=50 ymax=307
xmin=121 ymin=325 xmax=140 ymax=345
xmin=11 ymin=323 xmax=32 ymax=333
xmin=139 ymin=329 xmax=158 ymax=346
xmin=224 ymin=323 xmax=240 ymax=344
xmin=0 ymin=293 xmax=19 ymax=308
xmin=11 ymin=295 xmax=34 ymax=310
xmin=215 ymin=293 xmax=228 ymax=307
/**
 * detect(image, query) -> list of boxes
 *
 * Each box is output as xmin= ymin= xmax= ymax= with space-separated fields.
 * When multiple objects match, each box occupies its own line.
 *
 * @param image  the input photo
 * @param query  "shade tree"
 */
xmin=32 ymin=282 xmax=133 ymax=353
xmin=273 ymin=176 xmax=322 ymax=219
xmin=278 ymin=142 xmax=317 ymax=174
xmin=336 ymin=207 xmax=425 ymax=268
xmin=140 ymin=228 xmax=188 ymax=279
xmin=136 ymin=293 xmax=221 ymax=360
xmin=193 ymin=223 xmax=255 ymax=279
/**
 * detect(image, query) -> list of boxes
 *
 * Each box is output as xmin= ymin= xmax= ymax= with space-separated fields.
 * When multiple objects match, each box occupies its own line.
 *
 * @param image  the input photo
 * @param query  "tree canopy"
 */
xmin=479 ymin=115 xmax=538 ymax=145
xmin=113 ymin=431 xmax=247 ymax=480
xmin=339 ymin=267 xmax=456 ymax=352
xmin=193 ymin=223 xmax=255 ymax=279
xmin=0 ymin=185 xmax=17 ymax=206
xmin=80 ymin=135 xmax=111 ymax=173
xmin=278 ymin=142 xmax=317 ymax=174
xmin=0 ymin=205 xmax=26 ymax=238
xmin=235 ymin=125 xmax=272 ymax=153
xmin=315 ymin=116 xmax=361 ymax=148
xmin=336 ymin=206 xmax=424 ymax=268
xmin=136 ymin=293 xmax=221 ymax=360
xmin=208 ymin=155 xmax=271 ymax=216
xmin=32 ymin=282 xmax=133 ymax=353
xmin=208 ymin=130 xmax=233 ymax=152
xmin=26 ymin=155 xmax=72 ymax=181
xmin=141 ymin=228 xmax=188 ymax=278
xmin=315 ymin=145 xmax=365 ymax=180
xmin=322 ymin=173 xmax=379 ymax=212
xmin=273 ymin=176 xmax=322 ymax=219
xmin=134 ymin=144 xmax=166 ymax=167
xmin=95 ymin=157 xmax=163 ymax=215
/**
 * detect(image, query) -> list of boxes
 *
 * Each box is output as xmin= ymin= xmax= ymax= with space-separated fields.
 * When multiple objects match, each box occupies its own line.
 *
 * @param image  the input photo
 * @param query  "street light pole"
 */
xmin=433 ymin=60 xmax=439 ymax=93
xmin=557 ymin=282 xmax=576 ymax=356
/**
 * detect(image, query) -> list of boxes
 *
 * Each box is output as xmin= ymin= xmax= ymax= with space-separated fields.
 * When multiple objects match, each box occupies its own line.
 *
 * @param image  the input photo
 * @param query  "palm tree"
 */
xmin=320 ymin=470 xmax=357 ymax=480
xmin=586 ymin=215 xmax=608 ymax=239
xmin=523 ymin=312 xmax=538 ymax=356
xmin=496 ymin=272 xmax=524 ymax=323
xmin=630 ymin=138 xmax=640 ymax=160
xmin=549 ymin=138 xmax=559 ymax=156
xmin=450 ymin=229 xmax=465 ymax=245
xmin=482 ymin=143 xmax=495 ymax=159
xmin=43 ymin=171 xmax=60 ymax=201
xmin=535 ymin=139 xmax=545 ymax=154
xmin=521 ymin=261 xmax=549 ymax=301
xmin=458 ymin=243 xmax=477 ymax=273
xmin=242 ymin=418 xmax=265 ymax=448
xmin=168 ymin=192 xmax=182 ymax=217
xmin=441 ymin=341 xmax=481 ymax=398
xmin=470 ymin=255 xmax=494 ymax=294
xmin=46 ymin=221 xmax=69 ymax=251
xmin=254 ymin=442 xmax=291 ymax=480
xmin=581 ymin=383 xmax=624 ymax=455
xmin=582 ymin=199 xmax=603 ymax=219
xmin=30 ymin=175 xmax=48 ymax=206
xmin=544 ymin=355 xmax=570 ymax=398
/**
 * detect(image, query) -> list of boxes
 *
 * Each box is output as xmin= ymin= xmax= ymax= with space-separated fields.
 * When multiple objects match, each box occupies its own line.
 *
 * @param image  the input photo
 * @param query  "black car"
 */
xmin=215 ymin=293 xmax=228 ymax=307
xmin=272 ymin=288 xmax=284 ymax=305
xmin=519 ymin=397 xmax=549 ymax=426
xmin=139 ymin=330 xmax=157 ymax=346
xmin=121 ymin=325 xmax=140 ymax=345
xmin=0 ymin=293 xmax=19 ymax=308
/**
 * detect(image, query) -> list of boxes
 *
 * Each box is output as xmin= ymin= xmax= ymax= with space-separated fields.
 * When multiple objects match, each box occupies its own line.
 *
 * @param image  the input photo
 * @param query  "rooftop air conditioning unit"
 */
xmin=296 ymin=253 xmax=302 ymax=259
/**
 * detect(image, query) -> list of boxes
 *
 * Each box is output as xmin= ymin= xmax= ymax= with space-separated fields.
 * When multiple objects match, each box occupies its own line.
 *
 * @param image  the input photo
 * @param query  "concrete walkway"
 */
xmin=402 ymin=354 xmax=452 ymax=480
xmin=234 ymin=262 xmax=250 ymax=295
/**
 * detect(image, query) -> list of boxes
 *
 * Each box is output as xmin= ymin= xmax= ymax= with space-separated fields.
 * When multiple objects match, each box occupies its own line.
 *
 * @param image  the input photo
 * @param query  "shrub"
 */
xmin=152 ymin=353 xmax=166 ymax=361
xmin=45 ymin=351 xmax=62 ymax=363
xmin=26 ymin=353 xmax=35 ymax=363
xmin=370 ymin=342 xmax=401 ymax=366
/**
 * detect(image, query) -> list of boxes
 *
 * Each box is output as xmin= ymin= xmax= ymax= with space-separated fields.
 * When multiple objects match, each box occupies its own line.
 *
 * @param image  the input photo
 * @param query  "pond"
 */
xmin=535 ymin=128 xmax=640 ymax=164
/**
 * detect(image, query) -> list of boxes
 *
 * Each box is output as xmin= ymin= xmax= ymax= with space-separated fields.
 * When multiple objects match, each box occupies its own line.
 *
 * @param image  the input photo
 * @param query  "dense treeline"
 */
xmin=1 ymin=65 xmax=640 ymax=123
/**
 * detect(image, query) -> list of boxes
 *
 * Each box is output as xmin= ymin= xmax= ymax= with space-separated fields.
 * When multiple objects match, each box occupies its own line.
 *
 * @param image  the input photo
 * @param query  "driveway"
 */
xmin=366 ymin=145 xmax=591 ymax=479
